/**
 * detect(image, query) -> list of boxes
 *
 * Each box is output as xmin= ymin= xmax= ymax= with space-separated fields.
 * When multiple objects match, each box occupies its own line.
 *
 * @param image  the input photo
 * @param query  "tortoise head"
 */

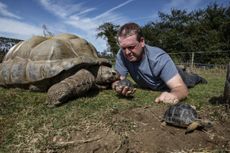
xmin=95 ymin=65 xmax=119 ymax=86
xmin=199 ymin=119 xmax=213 ymax=128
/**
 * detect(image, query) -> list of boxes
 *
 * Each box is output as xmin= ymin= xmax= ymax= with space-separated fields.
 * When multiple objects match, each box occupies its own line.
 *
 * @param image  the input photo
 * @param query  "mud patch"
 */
xmin=64 ymin=104 xmax=230 ymax=153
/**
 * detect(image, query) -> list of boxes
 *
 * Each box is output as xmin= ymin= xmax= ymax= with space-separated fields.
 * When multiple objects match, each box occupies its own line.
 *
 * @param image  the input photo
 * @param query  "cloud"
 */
xmin=0 ymin=0 xmax=134 ymax=52
xmin=39 ymin=0 xmax=96 ymax=18
xmin=0 ymin=17 xmax=42 ymax=39
xmin=0 ymin=2 xmax=22 ymax=19
xmin=77 ymin=8 xmax=96 ymax=16
xmin=38 ymin=0 xmax=133 ymax=51
xmin=38 ymin=0 xmax=133 ymax=30
xmin=94 ymin=0 xmax=134 ymax=20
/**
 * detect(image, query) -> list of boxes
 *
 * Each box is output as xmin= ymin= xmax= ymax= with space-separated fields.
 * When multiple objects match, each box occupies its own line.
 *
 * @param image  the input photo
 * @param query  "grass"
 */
xmin=0 ymin=68 xmax=227 ymax=153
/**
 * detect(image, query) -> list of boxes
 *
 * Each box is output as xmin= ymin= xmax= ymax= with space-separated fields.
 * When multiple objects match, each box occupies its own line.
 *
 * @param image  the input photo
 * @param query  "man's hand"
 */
xmin=156 ymin=73 xmax=188 ymax=104
xmin=112 ymin=80 xmax=136 ymax=97
xmin=155 ymin=91 xmax=179 ymax=104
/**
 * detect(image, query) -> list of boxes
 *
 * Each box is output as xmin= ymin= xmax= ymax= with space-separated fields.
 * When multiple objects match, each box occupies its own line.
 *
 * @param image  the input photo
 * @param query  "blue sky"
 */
xmin=0 ymin=0 xmax=229 ymax=52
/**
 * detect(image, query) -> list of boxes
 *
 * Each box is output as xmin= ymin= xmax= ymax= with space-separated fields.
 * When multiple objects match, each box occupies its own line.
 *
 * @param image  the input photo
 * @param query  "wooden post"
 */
xmin=224 ymin=63 xmax=230 ymax=110
xmin=191 ymin=52 xmax=194 ymax=69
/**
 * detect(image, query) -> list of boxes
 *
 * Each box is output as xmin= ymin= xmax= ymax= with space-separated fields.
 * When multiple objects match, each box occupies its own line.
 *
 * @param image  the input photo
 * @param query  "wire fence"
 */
xmin=168 ymin=50 xmax=230 ymax=70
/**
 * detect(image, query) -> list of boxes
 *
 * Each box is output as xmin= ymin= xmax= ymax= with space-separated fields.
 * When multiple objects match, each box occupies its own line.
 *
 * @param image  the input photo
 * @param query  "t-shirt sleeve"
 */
xmin=159 ymin=54 xmax=178 ymax=82
xmin=115 ymin=50 xmax=128 ymax=77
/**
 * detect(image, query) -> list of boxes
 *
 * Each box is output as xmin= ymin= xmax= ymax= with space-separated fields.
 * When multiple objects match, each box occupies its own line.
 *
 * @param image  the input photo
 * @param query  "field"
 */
xmin=0 ymin=68 xmax=229 ymax=153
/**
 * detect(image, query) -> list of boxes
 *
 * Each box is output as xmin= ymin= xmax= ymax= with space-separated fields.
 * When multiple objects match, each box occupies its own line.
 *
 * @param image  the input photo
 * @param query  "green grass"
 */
xmin=0 ymin=68 xmax=226 ymax=152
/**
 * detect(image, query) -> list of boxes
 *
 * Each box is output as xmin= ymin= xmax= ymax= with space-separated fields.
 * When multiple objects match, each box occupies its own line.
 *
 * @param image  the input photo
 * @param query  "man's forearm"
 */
xmin=170 ymin=85 xmax=189 ymax=101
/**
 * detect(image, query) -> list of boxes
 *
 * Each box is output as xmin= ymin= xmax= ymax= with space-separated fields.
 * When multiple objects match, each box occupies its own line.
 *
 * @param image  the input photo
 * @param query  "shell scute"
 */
xmin=0 ymin=33 xmax=111 ymax=86
xmin=163 ymin=103 xmax=198 ymax=127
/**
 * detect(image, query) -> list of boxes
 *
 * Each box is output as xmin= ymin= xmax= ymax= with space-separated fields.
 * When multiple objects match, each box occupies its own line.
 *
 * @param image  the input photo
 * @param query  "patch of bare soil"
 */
xmin=63 ymin=104 xmax=230 ymax=153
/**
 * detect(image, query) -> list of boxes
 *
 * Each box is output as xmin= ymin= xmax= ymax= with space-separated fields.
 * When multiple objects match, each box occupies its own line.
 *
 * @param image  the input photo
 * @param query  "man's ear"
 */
xmin=140 ymin=37 xmax=145 ymax=47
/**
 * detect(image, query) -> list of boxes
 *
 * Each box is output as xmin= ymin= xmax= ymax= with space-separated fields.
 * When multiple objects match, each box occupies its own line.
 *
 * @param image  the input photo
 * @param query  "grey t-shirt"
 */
xmin=115 ymin=45 xmax=178 ymax=90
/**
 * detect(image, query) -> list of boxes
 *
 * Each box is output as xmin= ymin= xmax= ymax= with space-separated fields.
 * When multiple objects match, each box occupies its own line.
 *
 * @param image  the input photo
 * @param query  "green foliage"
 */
xmin=96 ymin=22 xmax=120 ymax=56
xmin=97 ymin=3 xmax=230 ymax=64
xmin=142 ymin=3 xmax=230 ymax=64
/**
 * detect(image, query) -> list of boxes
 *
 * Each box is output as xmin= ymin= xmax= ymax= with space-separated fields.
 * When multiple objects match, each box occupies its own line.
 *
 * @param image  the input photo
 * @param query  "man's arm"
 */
xmin=155 ymin=73 xmax=188 ymax=104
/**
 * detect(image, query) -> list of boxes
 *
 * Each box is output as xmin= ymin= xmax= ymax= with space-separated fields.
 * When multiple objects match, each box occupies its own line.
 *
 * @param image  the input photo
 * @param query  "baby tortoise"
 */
xmin=162 ymin=102 xmax=212 ymax=134
xmin=112 ymin=79 xmax=136 ymax=97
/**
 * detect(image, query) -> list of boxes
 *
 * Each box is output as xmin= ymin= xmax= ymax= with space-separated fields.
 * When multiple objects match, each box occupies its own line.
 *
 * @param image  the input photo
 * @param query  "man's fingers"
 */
xmin=155 ymin=96 xmax=179 ymax=104
xmin=154 ymin=91 xmax=179 ymax=104
xmin=163 ymin=97 xmax=179 ymax=104
xmin=164 ymin=99 xmax=179 ymax=104
xmin=122 ymin=86 xmax=129 ymax=95
xmin=125 ymin=88 xmax=136 ymax=96
xmin=155 ymin=97 xmax=161 ymax=103
xmin=126 ymin=90 xmax=132 ymax=96
xmin=173 ymin=99 xmax=179 ymax=103
xmin=130 ymin=88 xmax=136 ymax=95
xmin=114 ymin=84 xmax=136 ymax=97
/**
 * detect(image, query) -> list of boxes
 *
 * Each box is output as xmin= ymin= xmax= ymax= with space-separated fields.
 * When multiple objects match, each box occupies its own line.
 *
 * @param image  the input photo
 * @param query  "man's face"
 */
xmin=118 ymin=34 xmax=145 ymax=62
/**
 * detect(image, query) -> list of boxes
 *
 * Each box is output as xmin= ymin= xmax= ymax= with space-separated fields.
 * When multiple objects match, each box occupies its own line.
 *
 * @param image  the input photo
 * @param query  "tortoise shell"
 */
xmin=163 ymin=103 xmax=198 ymax=127
xmin=116 ymin=79 xmax=133 ymax=88
xmin=0 ymin=33 xmax=110 ymax=88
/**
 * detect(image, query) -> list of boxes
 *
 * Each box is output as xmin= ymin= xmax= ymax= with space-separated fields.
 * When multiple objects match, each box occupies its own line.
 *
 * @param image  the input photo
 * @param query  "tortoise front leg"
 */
xmin=46 ymin=69 xmax=95 ymax=107
xmin=185 ymin=121 xmax=200 ymax=134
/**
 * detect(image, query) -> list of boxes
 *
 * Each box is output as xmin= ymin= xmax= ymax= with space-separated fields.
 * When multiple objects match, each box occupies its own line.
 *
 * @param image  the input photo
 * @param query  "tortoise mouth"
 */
xmin=95 ymin=66 xmax=120 ymax=84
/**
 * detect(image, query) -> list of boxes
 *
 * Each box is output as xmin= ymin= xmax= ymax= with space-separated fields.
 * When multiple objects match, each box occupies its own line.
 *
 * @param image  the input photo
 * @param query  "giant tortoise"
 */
xmin=0 ymin=33 xmax=119 ymax=107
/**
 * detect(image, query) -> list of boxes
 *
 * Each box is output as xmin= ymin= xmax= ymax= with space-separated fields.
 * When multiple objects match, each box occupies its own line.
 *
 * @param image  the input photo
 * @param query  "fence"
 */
xmin=168 ymin=50 xmax=230 ymax=70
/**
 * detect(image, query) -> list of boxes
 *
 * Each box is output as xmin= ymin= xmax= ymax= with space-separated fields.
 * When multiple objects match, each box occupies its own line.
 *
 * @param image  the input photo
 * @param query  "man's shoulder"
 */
xmin=145 ymin=45 xmax=166 ymax=54
xmin=145 ymin=45 xmax=167 ymax=60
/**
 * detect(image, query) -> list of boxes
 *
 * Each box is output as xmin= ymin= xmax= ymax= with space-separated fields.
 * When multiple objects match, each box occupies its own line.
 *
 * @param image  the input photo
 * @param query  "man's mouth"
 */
xmin=126 ymin=54 xmax=133 ymax=60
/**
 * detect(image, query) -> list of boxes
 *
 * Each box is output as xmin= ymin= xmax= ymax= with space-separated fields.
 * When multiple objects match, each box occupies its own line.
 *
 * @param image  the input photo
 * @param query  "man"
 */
xmin=112 ymin=22 xmax=189 ymax=104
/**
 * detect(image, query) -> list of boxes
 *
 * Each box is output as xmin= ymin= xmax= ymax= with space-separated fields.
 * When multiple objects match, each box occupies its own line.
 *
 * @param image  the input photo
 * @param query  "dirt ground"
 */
xmin=54 ymin=104 xmax=230 ymax=153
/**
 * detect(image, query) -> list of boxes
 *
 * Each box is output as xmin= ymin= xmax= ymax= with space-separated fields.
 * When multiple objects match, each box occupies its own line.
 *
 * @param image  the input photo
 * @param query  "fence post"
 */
xmin=191 ymin=52 xmax=194 ymax=69
xmin=224 ymin=63 xmax=230 ymax=109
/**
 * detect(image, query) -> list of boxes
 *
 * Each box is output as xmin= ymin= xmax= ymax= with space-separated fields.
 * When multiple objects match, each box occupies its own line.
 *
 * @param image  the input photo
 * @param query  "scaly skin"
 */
xmin=47 ymin=69 xmax=95 ymax=107
xmin=46 ymin=66 xmax=119 ymax=107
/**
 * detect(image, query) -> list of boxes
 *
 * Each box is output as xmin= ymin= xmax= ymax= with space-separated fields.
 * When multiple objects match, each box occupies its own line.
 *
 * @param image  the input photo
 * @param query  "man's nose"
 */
xmin=124 ymin=48 xmax=131 ymax=54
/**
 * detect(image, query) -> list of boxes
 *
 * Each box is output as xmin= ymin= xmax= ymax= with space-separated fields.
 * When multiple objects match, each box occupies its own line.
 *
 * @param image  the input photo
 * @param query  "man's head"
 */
xmin=117 ymin=22 xmax=145 ymax=62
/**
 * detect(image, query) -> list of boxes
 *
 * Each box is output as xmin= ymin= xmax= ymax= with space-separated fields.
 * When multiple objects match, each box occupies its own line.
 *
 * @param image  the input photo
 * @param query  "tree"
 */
xmin=96 ymin=3 xmax=230 ymax=64
xmin=96 ymin=22 xmax=120 ymax=56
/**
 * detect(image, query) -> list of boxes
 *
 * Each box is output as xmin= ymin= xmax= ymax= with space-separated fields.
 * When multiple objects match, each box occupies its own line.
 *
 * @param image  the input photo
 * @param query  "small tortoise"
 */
xmin=112 ymin=79 xmax=136 ymax=96
xmin=162 ymin=102 xmax=212 ymax=134
xmin=0 ymin=33 xmax=119 ymax=107
xmin=116 ymin=79 xmax=133 ymax=88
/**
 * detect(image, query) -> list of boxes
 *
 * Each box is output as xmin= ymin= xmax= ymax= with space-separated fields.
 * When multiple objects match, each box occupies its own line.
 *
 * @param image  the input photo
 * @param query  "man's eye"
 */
xmin=122 ymin=46 xmax=135 ymax=50
xmin=128 ymin=46 xmax=135 ymax=50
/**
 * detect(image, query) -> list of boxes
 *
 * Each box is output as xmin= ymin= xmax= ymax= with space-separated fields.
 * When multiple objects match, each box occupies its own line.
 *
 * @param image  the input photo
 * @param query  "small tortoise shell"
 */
xmin=163 ymin=103 xmax=198 ymax=127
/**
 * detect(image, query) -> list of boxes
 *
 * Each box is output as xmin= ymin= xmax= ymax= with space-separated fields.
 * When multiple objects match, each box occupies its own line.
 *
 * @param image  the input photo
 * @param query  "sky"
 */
xmin=0 ymin=0 xmax=229 ymax=52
